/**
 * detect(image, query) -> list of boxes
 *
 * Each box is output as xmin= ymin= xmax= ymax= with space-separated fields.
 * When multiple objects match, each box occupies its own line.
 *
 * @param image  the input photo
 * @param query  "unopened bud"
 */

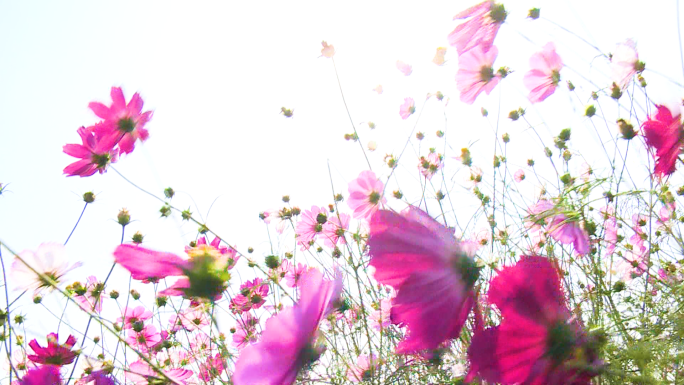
xmin=617 ymin=119 xmax=636 ymax=140
xmin=130 ymin=290 xmax=140 ymax=300
xmin=117 ymin=209 xmax=131 ymax=226
xmin=528 ymin=7 xmax=540 ymax=19
xmin=83 ymin=192 xmax=96 ymax=203
xmin=159 ymin=205 xmax=171 ymax=218
xmin=585 ymin=105 xmax=596 ymax=117
xmin=610 ymin=83 xmax=622 ymax=100
xmin=502 ymin=133 xmax=510 ymax=143
xmin=265 ymin=255 xmax=280 ymax=269
xmin=132 ymin=231 xmax=144 ymax=244
xmin=164 ymin=187 xmax=175 ymax=199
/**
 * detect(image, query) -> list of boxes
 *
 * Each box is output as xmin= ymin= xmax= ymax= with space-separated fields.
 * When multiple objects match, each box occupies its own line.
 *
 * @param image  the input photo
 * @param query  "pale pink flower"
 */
xmin=118 ymin=306 xmax=153 ymax=329
xmin=295 ymin=206 xmax=329 ymax=249
xmin=396 ymin=60 xmax=413 ymax=76
xmin=433 ymin=47 xmax=447 ymax=66
xmin=369 ymin=297 xmax=392 ymax=331
xmin=232 ymin=313 xmax=260 ymax=350
xmin=465 ymin=166 xmax=483 ymax=187
xmin=347 ymin=354 xmax=377 ymax=383
xmin=455 ymin=45 xmax=500 ymax=104
xmin=581 ymin=162 xmax=593 ymax=182
xmin=126 ymin=325 xmax=161 ymax=353
xmin=523 ymin=42 xmax=563 ymax=103
xmin=283 ymin=260 xmax=309 ymax=288
xmin=73 ymin=276 xmax=104 ymax=313
xmin=514 ymin=169 xmax=525 ymax=182
xmin=548 ymin=215 xmax=590 ymax=256
xmin=12 ymin=243 xmax=81 ymax=293
xmin=322 ymin=213 xmax=350 ymax=247
xmin=372 ymin=85 xmax=383 ymax=94
xmin=198 ymin=353 xmax=226 ymax=382
xmin=615 ymin=245 xmax=648 ymax=282
xmin=418 ymin=152 xmax=443 ymax=180
xmin=320 ymin=41 xmax=335 ymax=58
xmin=659 ymin=202 xmax=676 ymax=223
xmin=611 ymin=39 xmax=639 ymax=89
xmin=232 ymin=269 xmax=343 ymax=385
xmin=602 ymin=209 xmax=618 ymax=257
xmin=347 ymin=171 xmax=386 ymax=220
xmin=368 ymin=206 xmax=478 ymax=354
xmin=263 ymin=208 xmax=291 ymax=234
xmin=126 ymin=361 xmax=193 ymax=385
xmin=399 ymin=97 xmax=415 ymax=119
xmin=448 ymin=1 xmax=507 ymax=55
xmin=179 ymin=306 xmax=210 ymax=331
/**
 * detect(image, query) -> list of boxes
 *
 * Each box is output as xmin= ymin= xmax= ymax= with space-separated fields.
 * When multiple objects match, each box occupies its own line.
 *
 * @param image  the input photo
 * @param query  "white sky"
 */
xmin=1 ymin=0 xmax=683 ymax=348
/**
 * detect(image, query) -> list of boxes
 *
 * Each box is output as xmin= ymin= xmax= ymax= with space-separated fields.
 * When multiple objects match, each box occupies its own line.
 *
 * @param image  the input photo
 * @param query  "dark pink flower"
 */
xmin=233 ymin=269 xmax=343 ymax=385
xmin=27 ymin=333 xmax=78 ymax=366
xmin=347 ymin=171 xmax=386 ymax=220
xmin=75 ymin=370 xmax=115 ymax=385
xmin=523 ymin=42 xmax=563 ymax=103
xmin=19 ymin=365 xmax=62 ymax=385
xmin=455 ymin=45 xmax=500 ymax=104
xmin=368 ymin=207 xmax=479 ymax=354
xmin=448 ymin=1 xmax=507 ymax=56
xmin=468 ymin=256 xmax=603 ymax=384
xmin=283 ymin=260 xmax=309 ymax=288
xmin=126 ymin=325 xmax=162 ymax=353
xmin=63 ymin=125 xmax=119 ymax=177
xmin=89 ymin=87 xmax=152 ymax=155
xmin=231 ymin=278 xmax=270 ymax=313
xmin=642 ymin=105 xmax=684 ymax=177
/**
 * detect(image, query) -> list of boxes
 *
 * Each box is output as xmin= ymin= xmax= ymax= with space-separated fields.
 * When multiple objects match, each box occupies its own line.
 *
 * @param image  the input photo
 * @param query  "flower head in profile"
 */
xmin=396 ymin=60 xmax=413 ymax=76
xmin=320 ymin=41 xmax=335 ymax=58
xmin=399 ymin=97 xmax=415 ymax=119
xmin=368 ymin=206 xmax=480 ymax=354
xmin=63 ymin=125 xmax=119 ymax=177
xmin=233 ymin=269 xmax=343 ymax=385
xmin=347 ymin=171 xmax=386 ymax=220
xmin=27 ymin=333 xmax=78 ymax=366
xmin=89 ymin=87 xmax=153 ymax=155
xmin=11 ymin=243 xmax=81 ymax=293
xmin=113 ymin=242 xmax=231 ymax=300
xmin=642 ymin=105 xmax=684 ymax=177
xmin=448 ymin=1 xmax=507 ymax=55
xmin=523 ymin=42 xmax=563 ymax=103
xmin=467 ymin=256 xmax=603 ymax=384
xmin=611 ymin=39 xmax=642 ymax=89
xmin=455 ymin=45 xmax=500 ymax=104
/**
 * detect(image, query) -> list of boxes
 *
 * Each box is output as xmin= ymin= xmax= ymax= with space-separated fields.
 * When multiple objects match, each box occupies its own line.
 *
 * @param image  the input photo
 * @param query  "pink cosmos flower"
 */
xmin=448 ymin=1 xmax=507 ymax=55
xmin=283 ymin=260 xmax=309 ymax=288
xmin=232 ymin=269 xmax=343 ymax=385
xmin=179 ymin=306 xmax=210 ymax=331
xmin=611 ymin=39 xmax=639 ymax=89
xmin=642 ymin=105 xmax=684 ymax=177
xmin=186 ymin=236 xmax=239 ymax=270
xmin=396 ymin=60 xmax=413 ymax=76
xmin=369 ymin=297 xmax=392 ymax=331
xmin=418 ymin=152 xmax=443 ymax=180
xmin=295 ymin=206 xmax=329 ymax=249
xmin=368 ymin=206 xmax=479 ymax=354
xmin=347 ymin=354 xmax=377 ymax=383
xmin=399 ymin=97 xmax=415 ymax=119
xmin=464 ymin=165 xmax=483 ymax=188
xmin=322 ymin=213 xmax=350 ymax=247
xmin=75 ymin=370 xmax=115 ymax=385
xmin=528 ymin=200 xmax=590 ymax=256
xmin=514 ymin=169 xmax=525 ymax=182
xmin=263 ymin=207 xmax=291 ymax=234
xmin=63 ymin=125 xmax=119 ymax=177
xmin=12 ymin=243 xmax=81 ymax=293
xmin=126 ymin=325 xmax=162 ymax=353
xmin=89 ymin=87 xmax=152 ymax=155
xmin=199 ymin=353 xmax=226 ymax=382
xmin=347 ymin=171 xmax=386 ymax=220
xmin=19 ymin=365 xmax=62 ymax=385
xmin=616 ymin=245 xmax=648 ymax=282
xmin=455 ymin=45 xmax=500 ymax=104
xmin=73 ymin=276 xmax=104 ymax=313
xmin=113 ymin=242 xmax=231 ymax=300
xmin=126 ymin=361 xmax=193 ymax=385
xmin=467 ymin=256 xmax=602 ymax=384
xmin=27 ymin=333 xmax=77 ymax=366
xmin=231 ymin=278 xmax=270 ymax=313
xmin=118 ymin=306 xmax=153 ymax=329
xmin=523 ymin=42 xmax=563 ymax=103
xmin=232 ymin=313 xmax=260 ymax=350
xmin=320 ymin=41 xmax=335 ymax=58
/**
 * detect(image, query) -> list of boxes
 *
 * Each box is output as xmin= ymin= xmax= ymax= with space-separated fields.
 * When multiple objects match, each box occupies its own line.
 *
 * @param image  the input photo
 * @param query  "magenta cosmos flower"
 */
xmin=642 ymin=105 xmax=684 ymax=177
xmin=523 ymin=42 xmax=563 ymax=103
xmin=347 ymin=170 xmax=386 ymax=220
xmin=63 ymin=124 xmax=119 ymax=177
xmin=467 ymin=256 xmax=602 ymax=384
xmin=113 ymin=240 xmax=234 ymax=300
xmin=455 ymin=45 xmax=500 ymax=104
xmin=19 ymin=365 xmax=63 ymax=385
xmin=448 ymin=1 xmax=507 ymax=56
xmin=89 ymin=86 xmax=153 ymax=155
xmin=27 ymin=333 xmax=78 ymax=366
xmin=232 ymin=268 xmax=343 ymax=385
xmin=399 ymin=97 xmax=415 ymax=119
xmin=528 ymin=200 xmax=590 ymax=256
xmin=368 ymin=206 xmax=479 ymax=354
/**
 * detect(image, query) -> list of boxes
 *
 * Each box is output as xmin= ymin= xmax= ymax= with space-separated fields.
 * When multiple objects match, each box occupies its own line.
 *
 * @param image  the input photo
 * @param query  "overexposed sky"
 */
xmin=1 ymin=0 xmax=683 ymax=337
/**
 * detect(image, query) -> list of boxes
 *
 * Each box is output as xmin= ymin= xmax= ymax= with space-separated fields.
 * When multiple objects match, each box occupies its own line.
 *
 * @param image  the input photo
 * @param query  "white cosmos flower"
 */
xmin=11 ymin=243 xmax=81 ymax=293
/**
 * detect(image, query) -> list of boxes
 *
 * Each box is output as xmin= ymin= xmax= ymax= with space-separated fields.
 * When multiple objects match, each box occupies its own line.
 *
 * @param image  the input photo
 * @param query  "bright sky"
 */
xmin=1 ymin=0 xmax=683 ymax=339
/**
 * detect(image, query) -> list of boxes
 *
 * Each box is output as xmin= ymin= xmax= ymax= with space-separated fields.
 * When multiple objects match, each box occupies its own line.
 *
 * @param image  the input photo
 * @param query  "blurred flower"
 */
xmin=433 ymin=47 xmax=447 ymax=65
xmin=73 ymin=276 xmax=105 ymax=313
xmin=347 ymin=354 xmax=377 ymax=383
xmin=320 ymin=41 xmax=335 ymax=58
xmin=27 ymin=333 xmax=78 ymax=366
xmin=347 ymin=171 xmax=386 ymax=220
xmin=642 ymin=105 xmax=684 ymax=177
xmin=611 ymin=39 xmax=639 ymax=89
xmin=369 ymin=297 xmax=393 ymax=331
xmin=12 ymin=243 xmax=81 ymax=293
xmin=455 ymin=45 xmax=500 ymax=104
xmin=89 ymin=87 xmax=152 ymax=155
xmin=523 ymin=42 xmax=563 ymax=103
xmin=233 ymin=269 xmax=342 ymax=385
xmin=396 ymin=60 xmax=412 ymax=76
xmin=368 ymin=206 xmax=479 ymax=354
xmin=63 ymin=125 xmax=119 ymax=177
xmin=372 ymin=85 xmax=383 ymax=94
xmin=19 ymin=365 xmax=63 ymax=385
xmin=118 ymin=306 xmax=153 ymax=329
xmin=198 ymin=353 xmax=225 ymax=382
xmin=514 ymin=169 xmax=525 ymax=182
xmin=322 ymin=213 xmax=350 ymax=247
xmin=126 ymin=361 xmax=193 ymax=385
xmin=367 ymin=140 xmax=377 ymax=151
xmin=418 ymin=152 xmax=443 ymax=180
xmin=399 ymin=97 xmax=415 ymax=119
xmin=448 ymin=1 xmax=506 ymax=56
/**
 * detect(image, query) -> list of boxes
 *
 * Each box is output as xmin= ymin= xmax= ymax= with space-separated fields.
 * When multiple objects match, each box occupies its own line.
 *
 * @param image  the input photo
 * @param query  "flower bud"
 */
xmin=282 ymin=195 xmax=290 ymax=203
xmin=435 ymin=190 xmax=445 ymax=201
xmin=610 ymin=83 xmax=622 ymax=100
xmin=416 ymin=132 xmax=425 ymax=140
xmin=164 ymin=187 xmax=175 ymax=199
xmin=368 ymin=122 xmax=376 ymax=129
xmin=502 ymin=133 xmax=510 ymax=143
xmin=585 ymin=105 xmax=596 ymax=117
xmin=528 ymin=7 xmax=540 ymax=19
xmin=393 ymin=190 xmax=403 ymax=199
xmin=132 ymin=231 xmax=144 ymax=244
xmin=130 ymin=290 xmax=140 ymax=300
xmin=265 ymin=255 xmax=280 ymax=269
xmin=334 ymin=193 xmax=344 ymax=202
xmin=481 ymin=107 xmax=488 ymax=117
xmin=198 ymin=224 xmax=209 ymax=234
xmin=247 ymin=247 xmax=254 ymax=254
xmin=508 ymin=110 xmax=520 ymax=121
xmin=527 ymin=159 xmax=535 ymax=167
xmin=617 ymin=119 xmax=636 ymax=140
xmin=281 ymin=107 xmax=293 ymax=118
xmin=117 ymin=209 xmax=131 ymax=226
xmin=83 ymin=191 xmax=96 ymax=203
xmin=156 ymin=296 xmax=168 ymax=307
xmin=436 ymin=130 xmax=444 ymax=138
xmin=109 ymin=290 xmax=119 ymax=299
xmin=33 ymin=295 xmax=42 ymax=304
xmin=159 ymin=205 xmax=171 ymax=218
xmin=567 ymin=81 xmax=575 ymax=91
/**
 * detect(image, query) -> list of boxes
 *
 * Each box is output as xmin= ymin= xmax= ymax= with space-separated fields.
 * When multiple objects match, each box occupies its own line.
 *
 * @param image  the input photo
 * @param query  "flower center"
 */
xmin=91 ymin=153 xmax=111 ymax=169
xmin=547 ymin=321 xmax=576 ymax=363
xmin=551 ymin=70 xmax=561 ymax=86
xmin=368 ymin=191 xmax=381 ymax=205
xmin=39 ymin=271 xmax=60 ymax=289
xmin=316 ymin=213 xmax=328 ymax=224
xmin=489 ymin=3 xmax=507 ymax=23
xmin=452 ymin=255 xmax=481 ymax=288
xmin=479 ymin=66 xmax=495 ymax=83
xmin=118 ymin=117 xmax=136 ymax=133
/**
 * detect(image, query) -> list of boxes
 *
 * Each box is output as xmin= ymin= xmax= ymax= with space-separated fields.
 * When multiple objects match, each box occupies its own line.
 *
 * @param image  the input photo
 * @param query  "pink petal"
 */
xmin=113 ymin=244 xmax=187 ymax=281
